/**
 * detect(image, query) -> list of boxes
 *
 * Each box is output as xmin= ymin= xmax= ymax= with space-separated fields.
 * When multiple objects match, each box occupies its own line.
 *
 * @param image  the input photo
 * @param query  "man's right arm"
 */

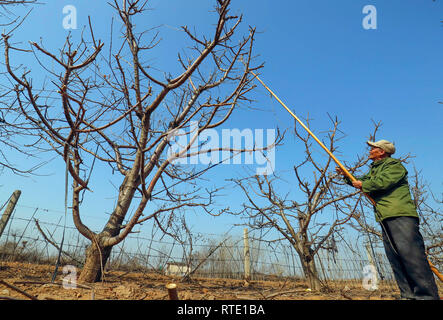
xmin=337 ymin=168 xmax=369 ymax=186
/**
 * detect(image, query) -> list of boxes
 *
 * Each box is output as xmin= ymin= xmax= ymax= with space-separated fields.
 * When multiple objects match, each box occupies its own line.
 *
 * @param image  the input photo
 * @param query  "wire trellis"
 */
xmin=0 ymin=204 xmax=398 ymax=287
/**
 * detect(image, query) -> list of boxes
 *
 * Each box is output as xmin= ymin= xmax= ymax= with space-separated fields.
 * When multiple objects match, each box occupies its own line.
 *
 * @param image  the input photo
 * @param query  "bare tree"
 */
xmin=231 ymin=117 xmax=384 ymax=290
xmin=1 ymin=0 xmax=276 ymax=282
xmin=0 ymin=0 xmax=39 ymax=175
xmin=412 ymin=180 xmax=443 ymax=267
xmin=0 ymin=0 xmax=36 ymax=25
xmin=0 ymin=1 xmax=36 ymax=4
xmin=0 ymin=0 xmax=36 ymax=14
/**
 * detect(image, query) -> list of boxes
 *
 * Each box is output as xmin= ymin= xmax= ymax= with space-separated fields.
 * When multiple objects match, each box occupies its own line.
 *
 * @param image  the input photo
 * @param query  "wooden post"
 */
xmin=0 ymin=190 xmax=21 ymax=238
xmin=166 ymin=283 xmax=179 ymax=300
xmin=243 ymin=228 xmax=251 ymax=283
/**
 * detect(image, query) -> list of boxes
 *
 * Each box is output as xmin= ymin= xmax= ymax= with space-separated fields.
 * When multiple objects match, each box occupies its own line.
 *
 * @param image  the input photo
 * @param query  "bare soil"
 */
xmin=0 ymin=261 xmax=406 ymax=300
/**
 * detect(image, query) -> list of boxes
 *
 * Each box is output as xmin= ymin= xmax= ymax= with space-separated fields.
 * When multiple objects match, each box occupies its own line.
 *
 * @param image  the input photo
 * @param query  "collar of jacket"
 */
xmin=370 ymin=157 xmax=390 ymax=168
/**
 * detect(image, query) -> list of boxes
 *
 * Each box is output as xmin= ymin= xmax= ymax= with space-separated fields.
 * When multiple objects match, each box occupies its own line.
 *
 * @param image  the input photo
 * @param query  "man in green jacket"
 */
xmin=337 ymin=139 xmax=439 ymax=300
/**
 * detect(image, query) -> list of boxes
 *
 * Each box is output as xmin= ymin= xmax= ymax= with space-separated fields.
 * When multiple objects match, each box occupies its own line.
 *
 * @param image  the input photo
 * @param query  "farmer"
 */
xmin=336 ymin=139 xmax=440 ymax=300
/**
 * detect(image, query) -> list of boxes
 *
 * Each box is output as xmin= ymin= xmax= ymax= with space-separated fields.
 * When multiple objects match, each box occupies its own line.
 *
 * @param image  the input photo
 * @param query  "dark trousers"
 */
xmin=381 ymin=216 xmax=440 ymax=300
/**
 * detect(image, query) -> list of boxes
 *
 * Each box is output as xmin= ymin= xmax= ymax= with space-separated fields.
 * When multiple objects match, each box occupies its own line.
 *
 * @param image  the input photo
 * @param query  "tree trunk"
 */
xmin=78 ymin=236 xmax=113 ymax=283
xmin=78 ymin=175 xmax=137 ymax=283
xmin=293 ymin=236 xmax=322 ymax=290
xmin=299 ymin=253 xmax=322 ymax=291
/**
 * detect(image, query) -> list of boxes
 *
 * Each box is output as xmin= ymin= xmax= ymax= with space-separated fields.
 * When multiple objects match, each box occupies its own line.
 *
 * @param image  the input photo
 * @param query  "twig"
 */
xmin=235 ymin=294 xmax=259 ymax=300
xmin=12 ymin=280 xmax=93 ymax=290
xmin=264 ymin=289 xmax=303 ymax=300
xmin=0 ymin=280 xmax=39 ymax=300
xmin=138 ymin=292 xmax=149 ymax=300
xmin=34 ymin=219 xmax=83 ymax=265
xmin=0 ymin=295 xmax=26 ymax=300
xmin=183 ymin=238 xmax=228 ymax=280
xmin=340 ymin=289 xmax=353 ymax=300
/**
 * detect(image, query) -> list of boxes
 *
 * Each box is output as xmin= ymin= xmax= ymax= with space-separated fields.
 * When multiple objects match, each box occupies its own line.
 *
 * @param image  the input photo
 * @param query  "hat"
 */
xmin=367 ymin=139 xmax=395 ymax=155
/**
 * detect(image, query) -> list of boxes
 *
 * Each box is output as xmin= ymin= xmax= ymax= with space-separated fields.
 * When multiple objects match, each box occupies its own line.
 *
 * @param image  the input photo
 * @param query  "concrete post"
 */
xmin=0 ymin=190 xmax=21 ymax=238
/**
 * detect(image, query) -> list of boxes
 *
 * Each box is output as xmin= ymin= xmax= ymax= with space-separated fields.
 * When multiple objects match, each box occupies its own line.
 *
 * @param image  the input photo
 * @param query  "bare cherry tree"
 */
xmin=410 ymin=171 xmax=443 ymax=266
xmin=1 ymin=0 xmax=274 ymax=282
xmin=0 ymin=0 xmax=36 ymax=24
xmin=0 ymin=0 xmax=35 ymax=4
xmin=232 ymin=117 xmax=382 ymax=290
xmin=0 ymin=0 xmax=35 ymax=13
xmin=0 ymin=0 xmax=38 ymax=175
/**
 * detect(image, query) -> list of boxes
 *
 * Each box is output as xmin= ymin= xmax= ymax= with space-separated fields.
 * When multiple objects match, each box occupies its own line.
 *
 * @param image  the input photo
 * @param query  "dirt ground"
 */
xmin=0 ymin=261 xmax=416 ymax=300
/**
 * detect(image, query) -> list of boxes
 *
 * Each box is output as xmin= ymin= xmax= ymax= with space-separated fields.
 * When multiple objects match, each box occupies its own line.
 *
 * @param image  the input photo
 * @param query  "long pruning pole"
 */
xmin=252 ymin=73 xmax=351 ymax=175
xmin=251 ymin=71 xmax=443 ymax=282
xmin=250 ymin=70 xmax=373 ymax=206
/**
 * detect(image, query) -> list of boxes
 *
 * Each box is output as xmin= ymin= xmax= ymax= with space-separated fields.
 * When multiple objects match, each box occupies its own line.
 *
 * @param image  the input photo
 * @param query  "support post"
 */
xmin=0 ymin=190 xmax=21 ymax=238
xmin=166 ymin=283 xmax=179 ymax=300
xmin=243 ymin=228 xmax=251 ymax=283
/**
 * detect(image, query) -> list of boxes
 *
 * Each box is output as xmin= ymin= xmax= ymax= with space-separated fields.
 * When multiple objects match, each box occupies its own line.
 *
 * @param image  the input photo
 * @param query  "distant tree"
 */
xmin=1 ymin=0 xmax=276 ymax=282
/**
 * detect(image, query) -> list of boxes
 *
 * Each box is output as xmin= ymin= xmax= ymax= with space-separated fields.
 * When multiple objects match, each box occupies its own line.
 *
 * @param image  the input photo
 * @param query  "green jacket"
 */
xmin=345 ymin=157 xmax=418 ymax=222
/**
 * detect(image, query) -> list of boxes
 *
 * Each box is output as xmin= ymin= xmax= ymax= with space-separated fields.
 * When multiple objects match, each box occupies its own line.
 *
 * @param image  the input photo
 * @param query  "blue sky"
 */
xmin=1 ymin=0 xmax=442 ymax=242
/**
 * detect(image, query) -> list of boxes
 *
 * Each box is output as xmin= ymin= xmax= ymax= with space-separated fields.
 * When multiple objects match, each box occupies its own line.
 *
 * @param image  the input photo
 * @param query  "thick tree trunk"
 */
xmin=293 ymin=236 xmax=323 ymax=290
xmin=78 ymin=173 xmax=138 ymax=283
xmin=78 ymin=238 xmax=113 ymax=283
xmin=299 ymin=254 xmax=322 ymax=291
